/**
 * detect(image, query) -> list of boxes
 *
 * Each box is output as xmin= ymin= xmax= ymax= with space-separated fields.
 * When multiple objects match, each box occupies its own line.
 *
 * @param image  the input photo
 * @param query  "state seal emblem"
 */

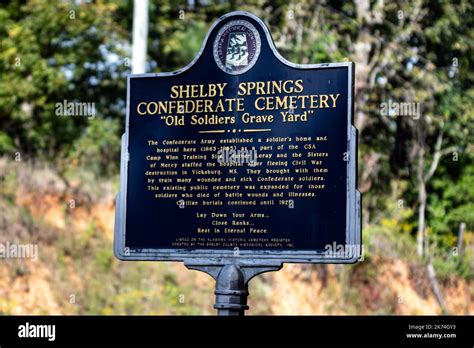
xmin=213 ymin=20 xmax=261 ymax=75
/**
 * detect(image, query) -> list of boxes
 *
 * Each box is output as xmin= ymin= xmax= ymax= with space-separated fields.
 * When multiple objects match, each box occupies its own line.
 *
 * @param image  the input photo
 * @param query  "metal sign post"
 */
xmin=185 ymin=262 xmax=281 ymax=316
xmin=114 ymin=11 xmax=361 ymax=315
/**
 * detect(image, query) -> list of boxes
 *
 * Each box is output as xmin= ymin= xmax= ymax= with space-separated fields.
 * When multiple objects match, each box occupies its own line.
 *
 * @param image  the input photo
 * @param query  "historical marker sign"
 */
xmin=114 ymin=11 xmax=361 ymax=265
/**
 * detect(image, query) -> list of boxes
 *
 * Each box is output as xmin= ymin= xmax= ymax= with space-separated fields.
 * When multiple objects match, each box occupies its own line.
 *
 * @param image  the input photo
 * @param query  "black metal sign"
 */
xmin=114 ymin=11 xmax=361 ymax=266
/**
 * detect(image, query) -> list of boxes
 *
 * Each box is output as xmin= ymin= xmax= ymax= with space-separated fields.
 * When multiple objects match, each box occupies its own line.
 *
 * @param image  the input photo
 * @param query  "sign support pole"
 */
xmin=185 ymin=262 xmax=282 ymax=316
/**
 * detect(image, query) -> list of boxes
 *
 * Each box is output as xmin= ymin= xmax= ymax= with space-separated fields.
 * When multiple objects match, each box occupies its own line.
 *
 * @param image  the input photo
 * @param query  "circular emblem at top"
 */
xmin=213 ymin=20 xmax=261 ymax=75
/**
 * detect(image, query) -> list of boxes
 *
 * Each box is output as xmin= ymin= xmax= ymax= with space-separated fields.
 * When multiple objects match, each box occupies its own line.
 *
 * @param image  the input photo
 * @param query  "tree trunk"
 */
xmin=427 ymin=259 xmax=448 ymax=314
xmin=416 ymin=146 xmax=426 ymax=257
xmin=132 ymin=0 xmax=149 ymax=74
xmin=457 ymin=222 xmax=466 ymax=257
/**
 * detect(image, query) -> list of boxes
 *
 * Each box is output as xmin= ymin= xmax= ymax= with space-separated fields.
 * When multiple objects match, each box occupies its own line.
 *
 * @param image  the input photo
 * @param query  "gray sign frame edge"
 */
xmin=113 ymin=10 xmax=361 ymax=266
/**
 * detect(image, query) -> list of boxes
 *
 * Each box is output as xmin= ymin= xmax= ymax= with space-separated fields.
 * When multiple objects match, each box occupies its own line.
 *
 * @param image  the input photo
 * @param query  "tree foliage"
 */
xmin=0 ymin=0 xmax=472 ymax=277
